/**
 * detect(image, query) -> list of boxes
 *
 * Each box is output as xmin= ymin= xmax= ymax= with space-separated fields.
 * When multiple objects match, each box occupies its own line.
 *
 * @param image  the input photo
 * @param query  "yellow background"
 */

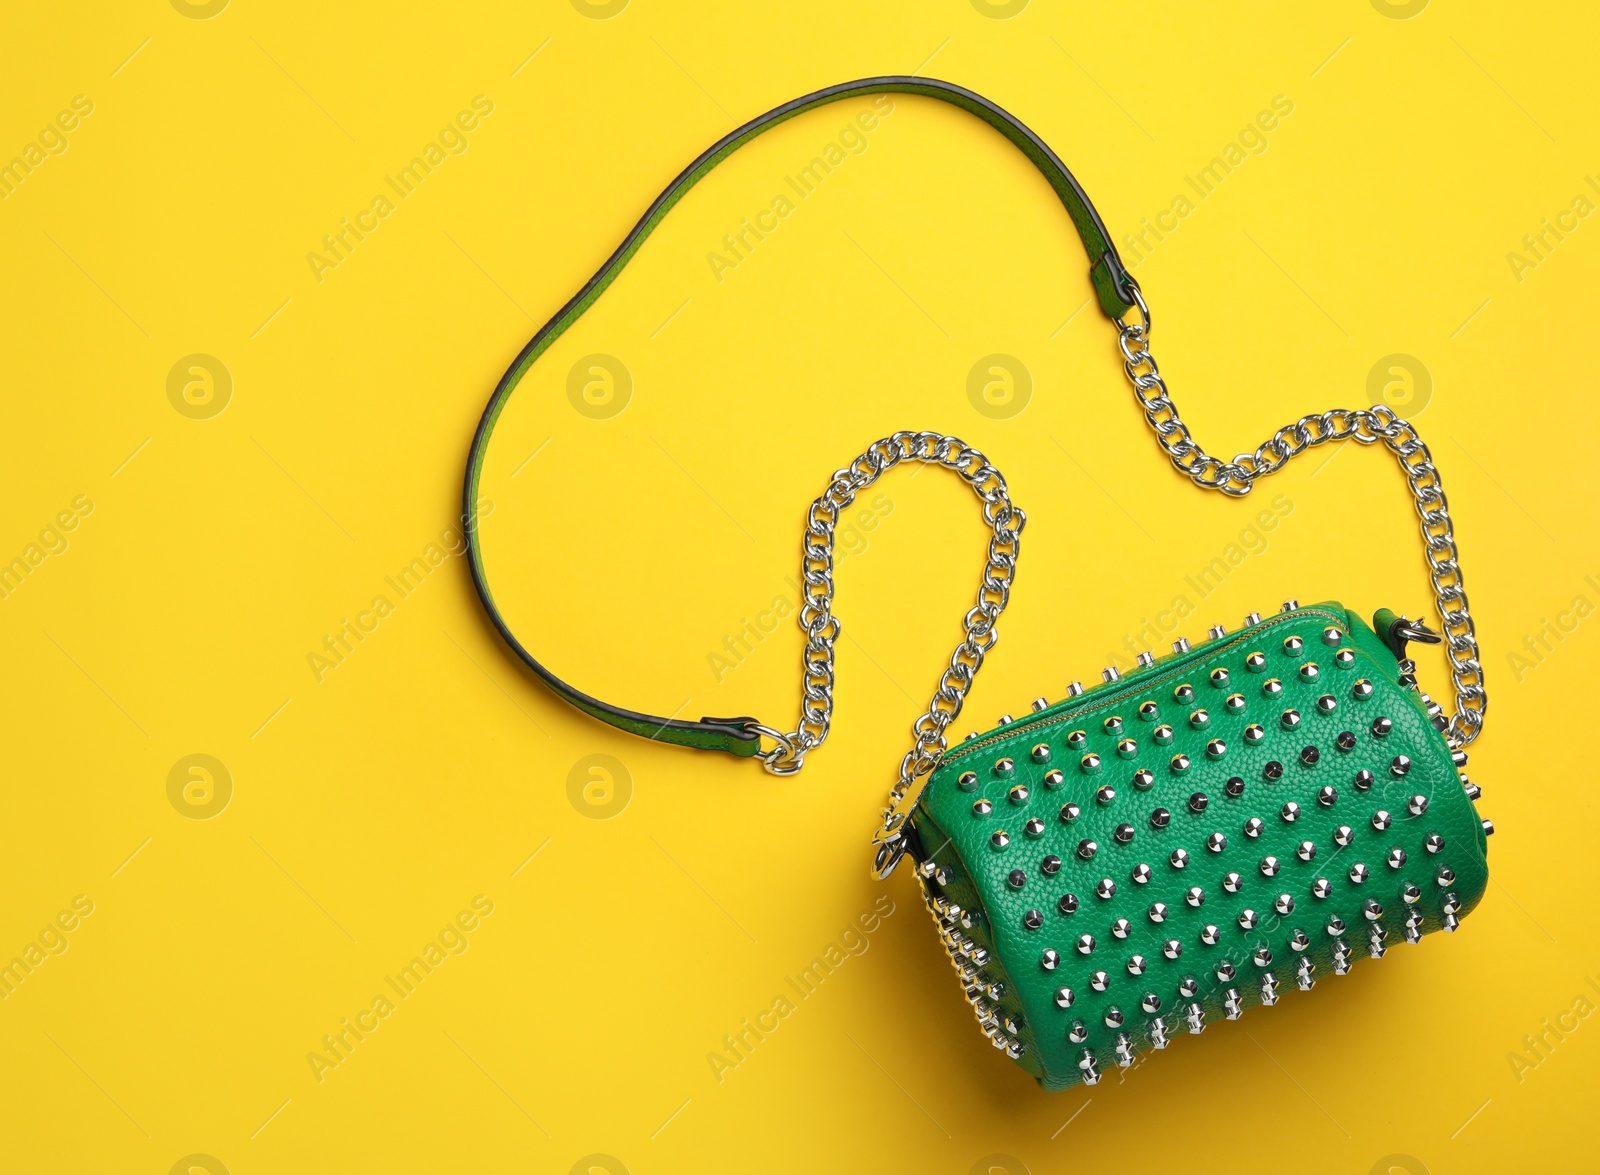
xmin=2 ymin=1 xmax=1595 ymax=1172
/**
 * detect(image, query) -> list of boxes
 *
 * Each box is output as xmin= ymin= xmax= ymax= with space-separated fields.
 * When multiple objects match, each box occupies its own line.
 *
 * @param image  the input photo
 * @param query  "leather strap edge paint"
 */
xmin=463 ymin=76 xmax=1135 ymax=757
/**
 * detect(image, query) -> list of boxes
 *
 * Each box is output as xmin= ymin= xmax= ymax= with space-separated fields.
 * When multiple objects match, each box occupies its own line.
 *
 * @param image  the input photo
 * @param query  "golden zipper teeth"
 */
xmin=945 ymin=606 xmax=1346 ymax=764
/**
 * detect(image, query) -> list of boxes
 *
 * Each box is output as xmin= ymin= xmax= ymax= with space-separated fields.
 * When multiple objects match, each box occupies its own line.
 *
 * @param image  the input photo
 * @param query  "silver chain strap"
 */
xmin=1116 ymin=284 xmax=1486 ymax=748
xmin=756 ymin=433 xmax=1024 ymax=802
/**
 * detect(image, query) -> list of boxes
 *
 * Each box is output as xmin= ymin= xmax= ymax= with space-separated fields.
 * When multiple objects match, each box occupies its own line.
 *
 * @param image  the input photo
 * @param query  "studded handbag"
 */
xmin=462 ymin=78 xmax=1492 ymax=1091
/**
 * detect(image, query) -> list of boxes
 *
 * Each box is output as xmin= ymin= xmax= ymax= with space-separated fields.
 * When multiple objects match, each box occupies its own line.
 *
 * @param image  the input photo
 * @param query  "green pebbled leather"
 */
xmin=903 ymin=603 xmax=1489 ymax=1090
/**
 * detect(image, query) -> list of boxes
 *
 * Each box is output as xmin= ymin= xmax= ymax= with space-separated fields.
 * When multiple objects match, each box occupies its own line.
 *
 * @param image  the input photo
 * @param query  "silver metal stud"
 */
xmin=1209 ymin=624 xmax=1227 ymax=640
xmin=1362 ymin=898 xmax=1384 ymax=921
xmin=1244 ymin=818 xmax=1265 ymax=839
xmin=1069 ymin=1021 xmax=1089 ymax=1044
xmin=1186 ymin=1003 xmax=1206 ymax=1034
xmin=1104 ymin=1006 xmax=1124 ymax=1028
xmin=1201 ymin=924 xmax=1221 ymax=946
xmin=1031 ymin=743 xmax=1052 ymax=764
xmin=1186 ymin=886 xmax=1205 ymax=908
xmin=1136 ymin=651 xmax=1155 ymax=668
xmin=1131 ymin=862 xmax=1153 ymax=885
xmin=990 ymin=830 xmax=1011 ymax=850
xmin=998 ymin=714 xmax=1014 ymax=726
xmin=1317 ymin=786 xmax=1338 ymax=808
xmin=1326 ymin=915 xmax=1346 ymax=936
xmin=1333 ymin=824 xmax=1354 ymax=847
xmin=1076 ymin=933 xmax=1097 ymax=955
xmin=1425 ymin=833 xmax=1445 ymax=854
xmin=1245 ymin=652 xmax=1267 ymax=673
xmin=1482 ymin=818 xmax=1495 ymax=835
xmin=1127 ymin=955 xmax=1147 ymax=976
xmin=1349 ymin=863 xmax=1369 ymax=884
xmin=1102 ymin=667 xmax=1120 ymax=683
xmin=1260 ymin=855 xmax=1281 ymax=877
xmin=1177 ymin=976 xmax=1200 ymax=999
xmin=1096 ymin=785 xmax=1116 ymax=805
xmin=1055 ymin=986 xmax=1075 ymax=1008
xmin=1207 ymin=832 xmax=1228 ymax=853
xmin=1149 ymin=1017 xmax=1169 ymax=1049
xmin=1009 ymin=784 xmax=1030 ymax=806
xmin=1215 ymin=960 xmax=1237 ymax=982
xmin=1297 ymin=840 xmax=1317 ymax=862
xmin=1078 ymin=1049 xmax=1100 ymax=1084
xmin=1408 ymin=794 xmax=1429 ymax=817
xmin=1435 ymin=865 xmax=1456 ymax=887
xmin=1067 ymin=681 xmax=1084 ymax=697
xmin=1112 ymin=917 xmax=1133 ymax=939
xmin=1173 ymin=637 xmax=1191 ymax=654
xmin=1090 ymin=969 xmax=1110 ymax=992
xmin=1132 ymin=768 xmax=1155 ymax=790
xmin=1114 ymin=1033 xmax=1135 ymax=1066
xmin=1274 ymin=894 xmax=1296 ymax=916
xmin=1163 ymin=938 xmax=1183 ymax=960
xmin=1322 ymin=626 xmax=1342 ymax=646
xmin=1386 ymin=847 xmax=1407 ymax=870
xmin=1222 ymin=871 xmax=1243 ymax=893
xmin=1238 ymin=908 xmax=1258 ymax=930
xmin=1311 ymin=877 xmax=1332 ymax=899
xmin=973 ymin=799 xmax=993 ymax=817
xmin=1148 ymin=901 xmax=1168 ymax=923
xmin=1024 ymin=817 xmax=1046 ymax=838
xmin=1372 ymin=810 xmax=1392 ymax=832
xmin=1281 ymin=802 xmax=1300 ymax=823
xmin=1288 ymin=929 xmax=1311 ymax=952
xmin=1252 ymin=945 xmax=1274 ymax=968
xmin=1245 ymin=611 xmax=1264 ymax=625
xmin=1141 ymin=991 xmax=1163 ymax=1014
xmin=1041 ymin=949 xmax=1060 ymax=971
xmin=1096 ymin=878 xmax=1117 ymax=900
xmin=1031 ymin=697 xmax=1049 ymax=713
xmin=1169 ymin=848 xmax=1189 ymax=869
xmin=1223 ymin=989 xmax=1244 ymax=1019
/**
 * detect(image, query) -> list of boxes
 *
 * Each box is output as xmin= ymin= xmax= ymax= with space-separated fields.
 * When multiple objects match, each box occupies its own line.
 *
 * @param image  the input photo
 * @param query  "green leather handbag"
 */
xmin=463 ymin=78 xmax=1492 ymax=1091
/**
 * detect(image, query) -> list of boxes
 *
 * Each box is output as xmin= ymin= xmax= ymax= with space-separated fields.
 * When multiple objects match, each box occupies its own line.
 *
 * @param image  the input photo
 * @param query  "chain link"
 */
xmin=1116 ymin=283 xmax=1486 ymax=747
xmin=758 ymin=434 xmax=1025 ymax=815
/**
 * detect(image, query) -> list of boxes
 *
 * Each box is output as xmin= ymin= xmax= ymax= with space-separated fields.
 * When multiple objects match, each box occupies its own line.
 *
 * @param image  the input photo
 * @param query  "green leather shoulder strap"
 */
xmin=463 ymin=76 xmax=1137 ymax=758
